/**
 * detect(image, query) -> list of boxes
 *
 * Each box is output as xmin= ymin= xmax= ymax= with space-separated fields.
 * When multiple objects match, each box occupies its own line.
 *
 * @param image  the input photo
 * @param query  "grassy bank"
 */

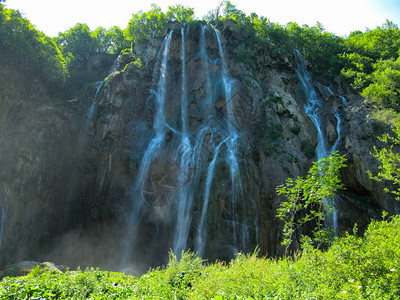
xmin=1 ymin=214 xmax=399 ymax=299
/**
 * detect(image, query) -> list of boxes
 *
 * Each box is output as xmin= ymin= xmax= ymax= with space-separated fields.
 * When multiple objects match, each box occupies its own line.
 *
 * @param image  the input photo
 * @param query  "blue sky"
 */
xmin=5 ymin=0 xmax=400 ymax=37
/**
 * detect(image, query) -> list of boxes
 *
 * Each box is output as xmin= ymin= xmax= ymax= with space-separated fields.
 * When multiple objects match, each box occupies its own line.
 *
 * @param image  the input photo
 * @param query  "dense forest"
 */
xmin=1 ymin=0 xmax=400 ymax=298
xmin=1 ymin=1 xmax=399 ymax=111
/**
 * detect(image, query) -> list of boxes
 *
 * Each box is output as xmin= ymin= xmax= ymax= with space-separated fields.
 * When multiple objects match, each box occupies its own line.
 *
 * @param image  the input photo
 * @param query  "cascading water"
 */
xmin=121 ymin=31 xmax=173 ymax=267
xmin=121 ymin=26 xmax=256 ymax=266
xmin=294 ymin=50 xmax=345 ymax=232
xmin=195 ymin=136 xmax=229 ymax=256
xmin=195 ymin=27 xmax=247 ymax=256
xmin=295 ymin=51 xmax=327 ymax=160
xmin=172 ymin=28 xmax=195 ymax=255
xmin=88 ymin=80 xmax=105 ymax=121
xmin=215 ymin=28 xmax=246 ymax=250
xmin=0 ymin=188 xmax=9 ymax=250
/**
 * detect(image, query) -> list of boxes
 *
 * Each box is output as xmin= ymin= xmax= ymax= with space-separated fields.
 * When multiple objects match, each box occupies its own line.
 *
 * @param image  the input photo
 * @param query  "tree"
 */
xmin=362 ymin=57 xmax=400 ymax=111
xmin=56 ymin=23 xmax=99 ymax=66
xmin=124 ymin=4 xmax=167 ymax=44
xmin=341 ymin=20 xmax=400 ymax=91
xmin=91 ymin=26 xmax=127 ymax=54
xmin=368 ymin=122 xmax=400 ymax=200
xmin=165 ymin=5 xmax=194 ymax=25
xmin=203 ymin=1 xmax=225 ymax=24
xmin=277 ymin=152 xmax=347 ymax=253
xmin=0 ymin=7 xmax=67 ymax=86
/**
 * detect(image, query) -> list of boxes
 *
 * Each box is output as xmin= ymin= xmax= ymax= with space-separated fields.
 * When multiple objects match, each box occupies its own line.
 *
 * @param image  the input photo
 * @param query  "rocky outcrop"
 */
xmin=0 ymin=261 xmax=66 ymax=278
xmin=0 ymin=21 xmax=398 ymax=272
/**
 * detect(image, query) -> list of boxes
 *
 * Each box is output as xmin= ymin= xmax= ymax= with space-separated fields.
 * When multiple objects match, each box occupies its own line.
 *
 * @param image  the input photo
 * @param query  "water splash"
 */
xmin=121 ymin=31 xmax=173 ymax=266
xmin=0 ymin=188 xmax=9 ymax=250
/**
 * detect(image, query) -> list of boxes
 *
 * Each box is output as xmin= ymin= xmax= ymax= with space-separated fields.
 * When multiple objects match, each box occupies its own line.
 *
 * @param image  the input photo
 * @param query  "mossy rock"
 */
xmin=2 ymin=261 xmax=41 ymax=278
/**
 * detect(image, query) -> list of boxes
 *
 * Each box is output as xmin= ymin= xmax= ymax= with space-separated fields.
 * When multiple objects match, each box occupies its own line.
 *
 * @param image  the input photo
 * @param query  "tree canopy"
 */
xmin=0 ymin=7 xmax=67 ymax=86
xmin=124 ymin=4 xmax=194 ymax=44
xmin=1 ymin=0 xmax=399 ymax=108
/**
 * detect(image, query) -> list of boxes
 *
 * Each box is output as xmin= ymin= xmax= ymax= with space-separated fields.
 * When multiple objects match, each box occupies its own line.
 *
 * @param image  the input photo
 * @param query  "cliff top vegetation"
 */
xmin=1 ymin=1 xmax=399 ymax=112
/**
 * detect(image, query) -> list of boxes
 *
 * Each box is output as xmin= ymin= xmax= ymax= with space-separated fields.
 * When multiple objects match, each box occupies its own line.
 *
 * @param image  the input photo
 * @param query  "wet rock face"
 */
xmin=0 ymin=22 xmax=399 ymax=271
xmin=0 ymin=57 xmax=83 ymax=268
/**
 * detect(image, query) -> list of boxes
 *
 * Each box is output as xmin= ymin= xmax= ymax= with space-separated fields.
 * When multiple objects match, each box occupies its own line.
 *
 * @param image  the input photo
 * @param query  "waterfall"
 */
xmin=199 ymin=24 xmax=214 ymax=115
xmin=121 ymin=31 xmax=173 ymax=267
xmin=88 ymin=80 xmax=105 ymax=121
xmin=295 ymin=51 xmax=327 ymax=160
xmin=215 ymin=28 xmax=246 ymax=250
xmin=119 ymin=27 xmax=256 ymax=264
xmin=195 ymin=136 xmax=229 ymax=256
xmin=194 ymin=28 xmax=248 ymax=256
xmin=294 ymin=50 xmax=344 ymax=232
xmin=172 ymin=28 xmax=194 ymax=255
xmin=0 ymin=188 xmax=9 ymax=250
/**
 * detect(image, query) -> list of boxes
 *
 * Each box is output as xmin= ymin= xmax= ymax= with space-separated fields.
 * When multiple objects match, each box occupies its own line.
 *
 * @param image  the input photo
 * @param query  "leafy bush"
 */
xmin=277 ymin=152 xmax=347 ymax=251
xmin=368 ymin=121 xmax=400 ymax=200
xmin=1 ymin=216 xmax=399 ymax=299
xmin=362 ymin=57 xmax=400 ymax=111
xmin=0 ymin=267 xmax=137 ymax=299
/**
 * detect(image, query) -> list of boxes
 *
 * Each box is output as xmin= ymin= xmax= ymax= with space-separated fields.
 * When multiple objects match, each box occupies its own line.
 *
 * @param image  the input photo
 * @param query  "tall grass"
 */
xmin=1 ymin=215 xmax=399 ymax=299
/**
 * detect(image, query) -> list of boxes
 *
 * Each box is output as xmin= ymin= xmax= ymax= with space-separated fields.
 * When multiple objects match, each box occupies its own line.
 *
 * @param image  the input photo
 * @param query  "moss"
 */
xmin=233 ymin=47 xmax=256 ymax=70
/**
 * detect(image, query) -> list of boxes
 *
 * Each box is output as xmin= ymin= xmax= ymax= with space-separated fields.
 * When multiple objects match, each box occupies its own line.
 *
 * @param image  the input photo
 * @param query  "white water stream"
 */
xmin=295 ymin=50 xmax=346 ymax=232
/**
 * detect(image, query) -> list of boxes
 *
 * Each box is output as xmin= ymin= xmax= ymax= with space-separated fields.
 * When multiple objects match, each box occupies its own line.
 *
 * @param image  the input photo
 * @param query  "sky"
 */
xmin=4 ymin=0 xmax=400 ymax=37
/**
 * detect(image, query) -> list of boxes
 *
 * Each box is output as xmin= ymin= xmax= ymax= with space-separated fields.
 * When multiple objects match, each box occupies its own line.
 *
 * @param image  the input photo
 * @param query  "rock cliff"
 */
xmin=0 ymin=22 xmax=398 ymax=273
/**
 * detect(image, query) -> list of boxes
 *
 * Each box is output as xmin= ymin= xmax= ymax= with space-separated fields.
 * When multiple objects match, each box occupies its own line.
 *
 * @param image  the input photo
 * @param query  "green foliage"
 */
xmin=284 ymin=22 xmax=346 ymax=76
xmin=362 ymin=57 xmax=400 ymax=111
xmin=166 ymin=5 xmax=194 ymax=25
xmin=0 ymin=8 xmax=67 ymax=86
xmin=124 ymin=4 xmax=194 ymax=45
xmin=124 ymin=4 xmax=167 ymax=44
xmin=164 ymin=250 xmax=203 ymax=288
xmin=56 ymin=23 xmax=99 ymax=66
xmin=55 ymin=23 xmax=123 ymax=94
xmin=341 ymin=21 xmax=400 ymax=109
xmin=341 ymin=52 xmax=374 ymax=90
xmin=277 ymin=152 xmax=347 ymax=252
xmin=368 ymin=121 xmax=400 ymax=200
xmin=345 ymin=20 xmax=400 ymax=61
xmin=0 ymin=267 xmax=137 ymax=299
xmin=3 ymin=217 xmax=400 ymax=299
xmin=213 ymin=2 xmax=346 ymax=77
xmin=91 ymin=26 xmax=129 ymax=54
xmin=26 ymin=266 xmax=45 ymax=278
xmin=129 ymin=250 xmax=203 ymax=299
